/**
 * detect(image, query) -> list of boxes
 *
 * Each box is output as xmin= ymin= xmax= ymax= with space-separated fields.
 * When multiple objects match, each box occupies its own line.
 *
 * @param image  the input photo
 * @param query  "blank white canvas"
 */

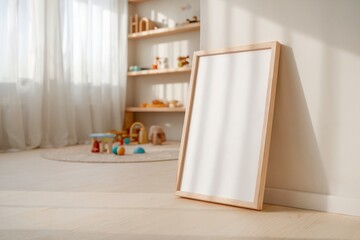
xmin=180 ymin=49 xmax=272 ymax=203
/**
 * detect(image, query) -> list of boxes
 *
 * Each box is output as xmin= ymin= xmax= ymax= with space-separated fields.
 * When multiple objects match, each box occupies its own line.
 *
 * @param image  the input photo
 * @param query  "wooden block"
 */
xmin=130 ymin=14 xmax=139 ymax=33
xmin=139 ymin=17 xmax=156 ymax=32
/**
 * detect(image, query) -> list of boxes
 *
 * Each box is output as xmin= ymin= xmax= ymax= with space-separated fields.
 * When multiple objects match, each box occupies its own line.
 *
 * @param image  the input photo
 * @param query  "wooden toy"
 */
xmin=130 ymin=14 xmax=139 ymax=33
xmin=129 ymin=66 xmax=141 ymax=71
xmin=120 ymin=130 xmax=128 ymax=137
xmin=138 ymin=127 xmax=147 ymax=145
xmin=134 ymin=146 xmax=145 ymax=154
xmin=139 ymin=17 xmax=156 ymax=32
xmin=156 ymin=57 xmax=168 ymax=69
xmin=148 ymin=125 xmax=166 ymax=145
xmin=169 ymin=100 xmax=179 ymax=108
xmin=107 ymin=130 xmax=123 ymax=144
xmin=89 ymin=133 xmax=116 ymax=153
xmin=91 ymin=139 xmax=100 ymax=153
xmin=152 ymin=57 xmax=159 ymax=69
xmin=152 ymin=99 xmax=162 ymax=105
xmin=130 ymin=15 xmax=157 ymax=33
xmin=141 ymin=99 xmax=168 ymax=108
xmin=129 ymin=122 xmax=148 ymax=144
xmin=178 ymin=56 xmax=190 ymax=68
xmin=114 ymin=130 xmax=128 ymax=145
xmin=186 ymin=16 xmax=199 ymax=24
xmin=140 ymin=102 xmax=148 ymax=108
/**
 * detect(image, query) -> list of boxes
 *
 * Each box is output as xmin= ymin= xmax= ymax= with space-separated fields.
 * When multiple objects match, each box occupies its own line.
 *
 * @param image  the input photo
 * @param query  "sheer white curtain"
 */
xmin=0 ymin=0 xmax=128 ymax=151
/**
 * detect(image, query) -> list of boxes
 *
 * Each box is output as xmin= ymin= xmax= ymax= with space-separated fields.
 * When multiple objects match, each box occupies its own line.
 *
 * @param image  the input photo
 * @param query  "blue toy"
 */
xmin=112 ymin=146 xmax=119 ymax=155
xmin=124 ymin=138 xmax=130 ymax=145
xmin=133 ymin=146 xmax=145 ymax=154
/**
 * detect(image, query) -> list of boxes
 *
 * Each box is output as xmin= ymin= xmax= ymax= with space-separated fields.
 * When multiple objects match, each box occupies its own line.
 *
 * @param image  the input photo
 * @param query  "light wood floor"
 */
xmin=0 ymin=147 xmax=359 ymax=240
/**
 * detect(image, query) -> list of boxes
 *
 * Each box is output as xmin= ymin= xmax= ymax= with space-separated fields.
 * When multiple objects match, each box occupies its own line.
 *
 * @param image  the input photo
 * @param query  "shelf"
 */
xmin=126 ymin=107 xmax=186 ymax=113
xmin=128 ymin=0 xmax=149 ymax=3
xmin=127 ymin=67 xmax=191 ymax=77
xmin=128 ymin=22 xmax=200 ymax=40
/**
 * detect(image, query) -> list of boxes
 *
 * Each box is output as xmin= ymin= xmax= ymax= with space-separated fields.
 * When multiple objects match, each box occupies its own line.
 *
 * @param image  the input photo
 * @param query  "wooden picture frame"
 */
xmin=175 ymin=42 xmax=281 ymax=210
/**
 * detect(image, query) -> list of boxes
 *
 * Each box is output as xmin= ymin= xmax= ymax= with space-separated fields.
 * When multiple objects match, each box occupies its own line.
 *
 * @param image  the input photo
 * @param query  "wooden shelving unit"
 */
xmin=127 ymin=67 xmax=191 ymax=77
xmin=128 ymin=22 xmax=200 ymax=40
xmin=126 ymin=107 xmax=186 ymax=112
xmin=125 ymin=0 xmax=200 ymax=136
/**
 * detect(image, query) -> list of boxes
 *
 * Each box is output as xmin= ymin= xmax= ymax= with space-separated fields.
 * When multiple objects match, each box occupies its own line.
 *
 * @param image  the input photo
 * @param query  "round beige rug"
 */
xmin=41 ymin=142 xmax=180 ymax=163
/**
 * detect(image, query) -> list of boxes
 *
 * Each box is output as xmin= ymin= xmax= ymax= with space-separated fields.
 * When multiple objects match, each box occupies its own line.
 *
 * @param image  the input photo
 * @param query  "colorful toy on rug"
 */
xmin=112 ymin=146 xmax=119 ymax=154
xmin=109 ymin=130 xmax=129 ymax=145
xmin=117 ymin=146 xmax=125 ymax=155
xmin=148 ymin=125 xmax=166 ymax=145
xmin=129 ymin=122 xmax=148 ymax=144
xmin=106 ymin=130 xmax=125 ymax=145
xmin=91 ymin=139 xmax=100 ymax=153
xmin=124 ymin=138 xmax=130 ymax=145
xmin=112 ymin=146 xmax=125 ymax=155
xmin=89 ymin=133 xmax=116 ymax=153
xmin=133 ymin=146 xmax=145 ymax=154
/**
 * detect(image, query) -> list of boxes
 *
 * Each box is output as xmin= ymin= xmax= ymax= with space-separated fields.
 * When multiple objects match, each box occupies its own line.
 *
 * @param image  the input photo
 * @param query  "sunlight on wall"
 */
xmin=155 ymin=11 xmax=175 ymax=27
xmin=202 ymin=0 xmax=360 ymax=210
xmin=151 ymin=82 xmax=189 ymax=105
xmin=151 ymin=40 xmax=190 ymax=68
xmin=150 ymin=9 xmax=155 ymax=21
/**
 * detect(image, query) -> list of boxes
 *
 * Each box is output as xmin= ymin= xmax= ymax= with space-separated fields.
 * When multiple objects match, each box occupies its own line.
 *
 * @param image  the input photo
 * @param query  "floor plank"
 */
xmin=0 ymin=147 xmax=359 ymax=239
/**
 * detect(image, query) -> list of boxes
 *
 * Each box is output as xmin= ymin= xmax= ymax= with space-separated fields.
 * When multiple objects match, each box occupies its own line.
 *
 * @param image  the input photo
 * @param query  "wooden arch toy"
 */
xmin=130 ymin=122 xmax=148 ymax=144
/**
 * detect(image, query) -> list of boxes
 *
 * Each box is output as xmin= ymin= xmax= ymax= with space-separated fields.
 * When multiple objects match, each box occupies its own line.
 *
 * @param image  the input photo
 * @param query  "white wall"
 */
xmin=127 ymin=0 xmax=200 ymax=140
xmin=201 ymin=0 xmax=360 ymax=216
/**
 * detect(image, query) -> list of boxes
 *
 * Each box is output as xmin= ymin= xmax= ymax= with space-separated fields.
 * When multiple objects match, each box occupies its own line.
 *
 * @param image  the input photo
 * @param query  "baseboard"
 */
xmin=264 ymin=188 xmax=360 ymax=216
